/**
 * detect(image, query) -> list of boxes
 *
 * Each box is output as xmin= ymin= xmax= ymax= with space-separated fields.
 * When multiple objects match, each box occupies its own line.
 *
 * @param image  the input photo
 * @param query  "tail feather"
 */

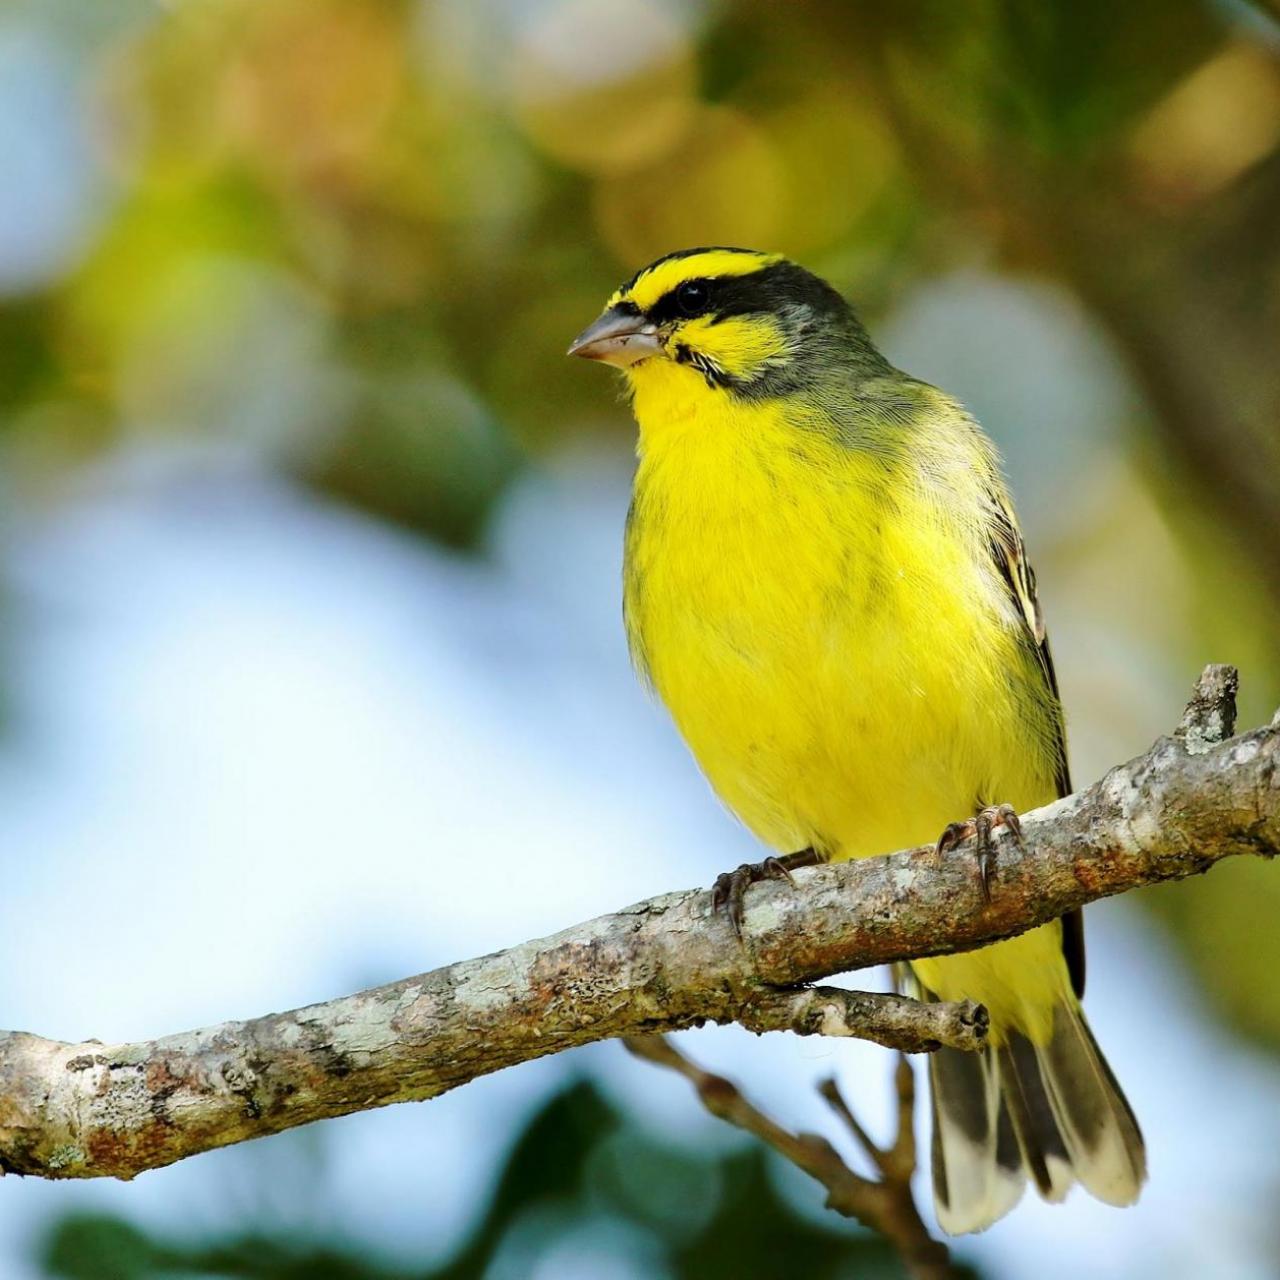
xmin=929 ymin=998 xmax=1145 ymax=1234
xmin=997 ymin=1036 xmax=1072 ymax=1203
xmin=929 ymin=1046 xmax=1025 ymax=1235
xmin=1034 ymin=1002 xmax=1146 ymax=1207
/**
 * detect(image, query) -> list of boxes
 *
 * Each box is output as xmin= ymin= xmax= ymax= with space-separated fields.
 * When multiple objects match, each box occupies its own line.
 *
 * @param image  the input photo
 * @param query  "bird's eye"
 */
xmin=675 ymin=280 xmax=709 ymax=316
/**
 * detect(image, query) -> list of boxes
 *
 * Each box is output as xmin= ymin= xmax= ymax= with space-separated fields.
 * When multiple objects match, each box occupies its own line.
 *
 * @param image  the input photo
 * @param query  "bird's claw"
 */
xmin=935 ymin=804 xmax=1023 ymax=903
xmin=711 ymin=849 xmax=819 ymax=940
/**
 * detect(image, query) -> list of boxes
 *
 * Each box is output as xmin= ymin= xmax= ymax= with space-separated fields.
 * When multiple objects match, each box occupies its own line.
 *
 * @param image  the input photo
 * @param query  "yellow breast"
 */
xmin=623 ymin=368 xmax=1060 ymax=862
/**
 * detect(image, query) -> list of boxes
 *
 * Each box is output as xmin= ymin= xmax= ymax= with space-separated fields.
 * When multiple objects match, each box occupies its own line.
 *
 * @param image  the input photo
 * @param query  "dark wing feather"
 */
xmin=986 ymin=489 xmax=1085 ymax=998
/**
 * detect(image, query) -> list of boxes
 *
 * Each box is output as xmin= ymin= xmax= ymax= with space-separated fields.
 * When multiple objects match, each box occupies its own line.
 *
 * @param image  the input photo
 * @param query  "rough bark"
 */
xmin=0 ymin=665 xmax=1273 ymax=1182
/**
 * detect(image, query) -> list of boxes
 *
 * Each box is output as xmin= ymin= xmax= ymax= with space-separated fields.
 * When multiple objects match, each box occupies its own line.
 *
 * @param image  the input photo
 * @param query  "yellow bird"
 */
xmin=569 ymin=247 xmax=1145 ymax=1234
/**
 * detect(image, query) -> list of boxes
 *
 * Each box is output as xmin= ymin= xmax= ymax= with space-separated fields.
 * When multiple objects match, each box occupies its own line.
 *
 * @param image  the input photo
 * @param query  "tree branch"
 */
xmin=1 ymin=664 xmax=1274 ymax=1182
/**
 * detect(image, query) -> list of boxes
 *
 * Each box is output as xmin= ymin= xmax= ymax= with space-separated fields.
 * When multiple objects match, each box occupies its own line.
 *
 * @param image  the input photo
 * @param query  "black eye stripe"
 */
xmin=647 ymin=277 xmax=716 ymax=325
xmin=631 ymin=261 xmax=854 ymax=340
xmin=644 ymin=263 xmax=813 ymax=325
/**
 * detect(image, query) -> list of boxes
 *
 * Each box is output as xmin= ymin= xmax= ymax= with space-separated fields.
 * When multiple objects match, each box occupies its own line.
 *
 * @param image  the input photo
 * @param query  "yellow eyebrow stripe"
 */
xmin=611 ymin=250 xmax=782 ymax=312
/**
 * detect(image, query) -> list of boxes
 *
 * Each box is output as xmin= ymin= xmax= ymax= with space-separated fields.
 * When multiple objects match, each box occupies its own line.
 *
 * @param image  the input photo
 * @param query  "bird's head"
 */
xmin=569 ymin=247 xmax=879 ymax=401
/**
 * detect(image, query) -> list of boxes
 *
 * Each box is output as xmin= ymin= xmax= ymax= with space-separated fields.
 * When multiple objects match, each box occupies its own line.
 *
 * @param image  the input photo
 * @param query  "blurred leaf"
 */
xmin=42 ymin=1216 xmax=159 ymax=1280
xmin=0 ymin=299 xmax=59 ymax=414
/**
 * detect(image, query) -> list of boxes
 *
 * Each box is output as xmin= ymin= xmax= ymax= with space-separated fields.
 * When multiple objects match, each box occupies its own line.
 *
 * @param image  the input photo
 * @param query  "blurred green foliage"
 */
xmin=38 ymin=1082 xmax=970 ymax=1280
xmin=6 ymin=0 xmax=1275 ymax=557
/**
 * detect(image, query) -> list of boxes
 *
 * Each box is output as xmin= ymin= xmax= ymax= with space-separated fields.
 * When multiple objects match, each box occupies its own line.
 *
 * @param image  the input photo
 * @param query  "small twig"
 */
xmin=737 ymin=988 xmax=988 ymax=1054
xmin=625 ymin=1035 xmax=959 ymax=1280
xmin=818 ymin=1074 xmax=882 ymax=1171
xmin=891 ymin=1055 xmax=919 ymax=1183
xmin=819 ymin=1058 xmax=919 ymax=1186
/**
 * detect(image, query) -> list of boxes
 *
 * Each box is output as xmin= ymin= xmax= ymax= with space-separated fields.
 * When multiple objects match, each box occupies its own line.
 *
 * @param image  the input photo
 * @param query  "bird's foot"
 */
xmin=935 ymin=804 xmax=1024 ymax=903
xmin=711 ymin=848 xmax=823 ymax=940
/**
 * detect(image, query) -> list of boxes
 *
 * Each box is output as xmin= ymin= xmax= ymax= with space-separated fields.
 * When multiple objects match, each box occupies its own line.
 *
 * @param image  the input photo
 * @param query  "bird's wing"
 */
xmin=985 ymin=487 xmax=1085 ymax=996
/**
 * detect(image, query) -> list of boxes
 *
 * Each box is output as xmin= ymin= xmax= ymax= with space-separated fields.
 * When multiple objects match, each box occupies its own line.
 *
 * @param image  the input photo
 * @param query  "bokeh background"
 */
xmin=2 ymin=1 xmax=1280 ymax=1277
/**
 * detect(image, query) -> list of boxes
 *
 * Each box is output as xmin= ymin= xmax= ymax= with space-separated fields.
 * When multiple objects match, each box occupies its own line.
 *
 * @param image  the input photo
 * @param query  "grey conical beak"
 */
xmin=567 ymin=306 xmax=662 ymax=367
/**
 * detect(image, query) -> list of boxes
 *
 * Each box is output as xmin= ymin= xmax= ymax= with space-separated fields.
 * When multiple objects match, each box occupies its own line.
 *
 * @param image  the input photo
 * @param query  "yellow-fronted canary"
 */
xmin=570 ymin=247 xmax=1145 ymax=1234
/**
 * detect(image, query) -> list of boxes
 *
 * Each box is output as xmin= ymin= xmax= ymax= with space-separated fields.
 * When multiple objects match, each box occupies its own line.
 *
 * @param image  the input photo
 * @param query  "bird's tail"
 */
xmin=927 ymin=996 xmax=1146 ymax=1235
